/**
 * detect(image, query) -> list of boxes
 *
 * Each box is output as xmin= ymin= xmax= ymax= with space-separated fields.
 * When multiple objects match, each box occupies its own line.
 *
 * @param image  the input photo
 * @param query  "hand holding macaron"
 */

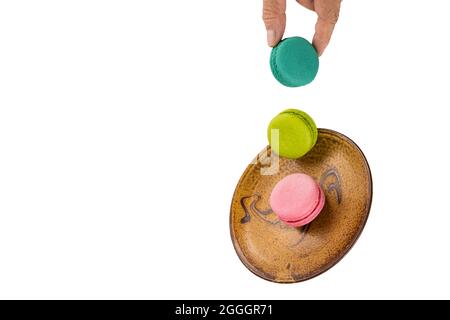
xmin=263 ymin=0 xmax=341 ymax=56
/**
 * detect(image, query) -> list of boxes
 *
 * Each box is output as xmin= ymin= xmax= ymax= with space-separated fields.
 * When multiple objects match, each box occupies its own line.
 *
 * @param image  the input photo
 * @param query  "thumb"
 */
xmin=263 ymin=0 xmax=286 ymax=47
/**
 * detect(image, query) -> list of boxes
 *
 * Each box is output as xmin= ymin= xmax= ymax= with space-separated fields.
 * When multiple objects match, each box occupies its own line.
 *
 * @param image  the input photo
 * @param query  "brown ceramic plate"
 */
xmin=230 ymin=129 xmax=372 ymax=283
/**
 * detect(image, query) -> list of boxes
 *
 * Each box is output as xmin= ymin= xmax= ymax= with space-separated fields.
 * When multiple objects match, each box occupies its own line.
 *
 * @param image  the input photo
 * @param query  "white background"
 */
xmin=0 ymin=1 xmax=449 ymax=299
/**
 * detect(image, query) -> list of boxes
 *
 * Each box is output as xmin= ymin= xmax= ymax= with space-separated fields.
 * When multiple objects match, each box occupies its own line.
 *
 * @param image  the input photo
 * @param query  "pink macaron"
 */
xmin=270 ymin=173 xmax=325 ymax=227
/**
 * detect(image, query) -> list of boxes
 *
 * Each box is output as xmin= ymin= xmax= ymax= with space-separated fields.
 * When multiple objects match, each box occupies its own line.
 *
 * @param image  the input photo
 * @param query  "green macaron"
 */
xmin=267 ymin=109 xmax=318 ymax=159
xmin=270 ymin=37 xmax=319 ymax=87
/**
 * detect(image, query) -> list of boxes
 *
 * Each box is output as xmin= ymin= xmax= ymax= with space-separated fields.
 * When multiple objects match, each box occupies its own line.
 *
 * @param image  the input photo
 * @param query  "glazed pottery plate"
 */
xmin=230 ymin=129 xmax=372 ymax=283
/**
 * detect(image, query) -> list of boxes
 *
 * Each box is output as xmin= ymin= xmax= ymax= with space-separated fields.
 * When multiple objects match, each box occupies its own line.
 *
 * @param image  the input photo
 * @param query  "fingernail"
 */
xmin=267 ymin=30 xmax=276 ymax=47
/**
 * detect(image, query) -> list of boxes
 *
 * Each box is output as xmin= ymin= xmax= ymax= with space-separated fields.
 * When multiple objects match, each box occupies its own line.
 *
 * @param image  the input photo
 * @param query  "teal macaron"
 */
xmin=270 ymin=37 xmax=319 ymax=87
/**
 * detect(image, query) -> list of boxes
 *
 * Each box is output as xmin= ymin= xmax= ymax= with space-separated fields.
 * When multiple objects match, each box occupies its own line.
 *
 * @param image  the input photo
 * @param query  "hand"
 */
xmin=263 ymin=0 xmax=341 ymax=56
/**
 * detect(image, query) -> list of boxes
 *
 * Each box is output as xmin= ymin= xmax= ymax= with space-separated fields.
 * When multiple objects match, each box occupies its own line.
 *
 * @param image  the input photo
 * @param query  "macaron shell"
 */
xmin=267 ymin=110 xmax=317 ymax=159
xmin=269 ymin=173 xmax=323 ymax=225
xmin=270 ymin=37 xmax=319 ymax=87
xmin=284 ymin=187 xmax=325 ymax=228
xmin=280 ymin=109 xmax=318 ymax=147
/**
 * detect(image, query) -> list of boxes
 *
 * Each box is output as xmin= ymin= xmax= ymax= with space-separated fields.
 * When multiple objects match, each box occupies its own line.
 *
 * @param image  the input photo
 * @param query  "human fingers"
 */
xmin=312 ymin=0 xmax=341 ymax=55
xmin=263 ymin=0 xmax=287 ymax=47
xmin=296 ymin=0 xmax=315 ymax=11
